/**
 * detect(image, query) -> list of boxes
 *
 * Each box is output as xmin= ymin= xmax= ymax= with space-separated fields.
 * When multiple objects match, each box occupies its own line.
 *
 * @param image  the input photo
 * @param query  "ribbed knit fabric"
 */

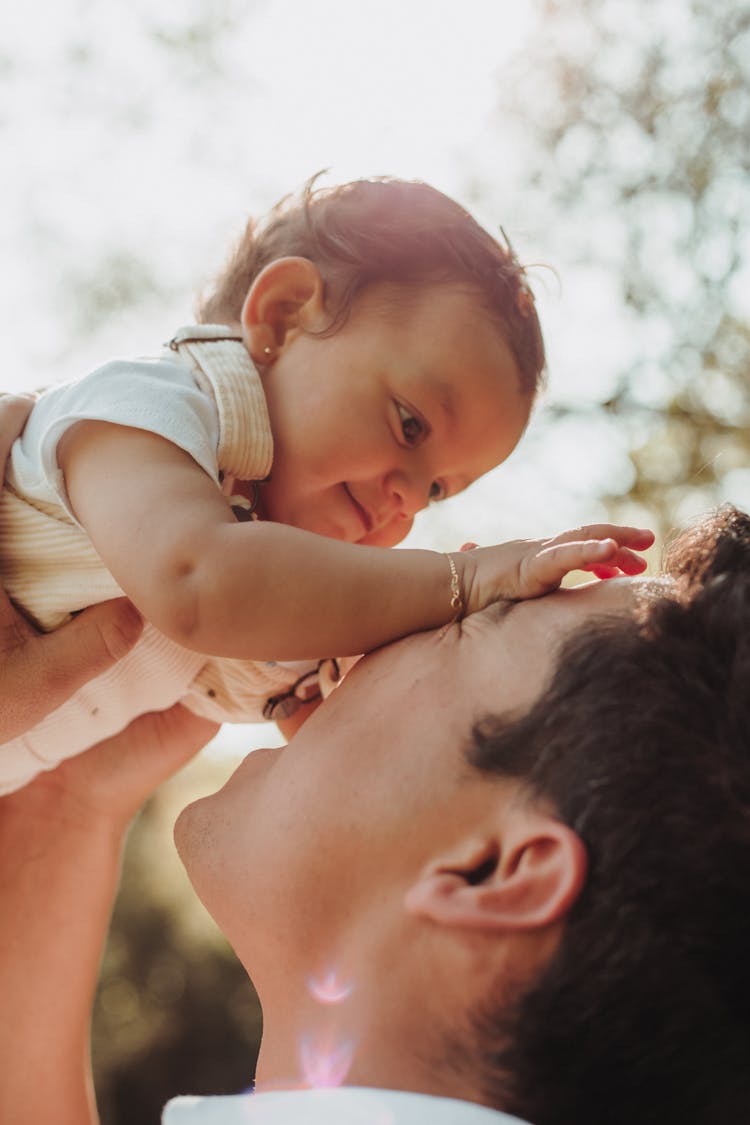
xmin=171 ymin=326 xmax=273 ymax=483
xmin=0 ymin=327 xmax=274 ymax=631
xmin=0 ymin=486 xmax=120 ymax=630
xmin=0 ymin=328 xmax=320 ymax=794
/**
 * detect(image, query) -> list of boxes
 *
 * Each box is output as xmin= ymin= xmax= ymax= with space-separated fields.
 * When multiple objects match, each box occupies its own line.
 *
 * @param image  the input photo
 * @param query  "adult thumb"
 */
xmin=35 ymin=599 xmax=144 ymax=712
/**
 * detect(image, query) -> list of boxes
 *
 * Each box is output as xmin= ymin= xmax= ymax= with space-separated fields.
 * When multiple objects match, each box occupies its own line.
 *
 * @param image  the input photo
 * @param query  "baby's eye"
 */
xmin=429 ymin=481 xmax=446 ymax=503
xmin=397 ymin=402 xmax=427 ymax=446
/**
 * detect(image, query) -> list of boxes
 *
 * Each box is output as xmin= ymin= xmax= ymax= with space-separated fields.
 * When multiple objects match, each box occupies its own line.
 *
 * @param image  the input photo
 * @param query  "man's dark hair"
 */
xmin=197 ymin=175 xmax=545 ymax=397
xmin=468 ymin=505 xmax=750 ymax=1124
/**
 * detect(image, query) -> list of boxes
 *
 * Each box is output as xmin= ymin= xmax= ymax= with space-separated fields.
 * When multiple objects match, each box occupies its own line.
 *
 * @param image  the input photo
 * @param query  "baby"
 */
xmin=0 ymin=176 xmax=652 ymax=792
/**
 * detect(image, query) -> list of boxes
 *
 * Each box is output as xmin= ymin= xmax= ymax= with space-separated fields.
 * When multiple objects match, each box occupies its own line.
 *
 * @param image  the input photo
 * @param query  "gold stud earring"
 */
xmin=263 ymin=345 xmax=273 ymax=357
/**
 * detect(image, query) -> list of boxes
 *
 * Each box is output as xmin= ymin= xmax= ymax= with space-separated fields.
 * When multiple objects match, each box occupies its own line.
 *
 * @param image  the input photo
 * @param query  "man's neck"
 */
xmin=254 ymin=987 xmax=481 ymax=1106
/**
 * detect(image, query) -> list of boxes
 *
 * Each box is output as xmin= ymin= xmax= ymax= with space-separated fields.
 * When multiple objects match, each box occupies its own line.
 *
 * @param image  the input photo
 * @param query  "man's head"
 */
xmin=462 ymin=504 xmax=750 ymax=1123
xmin=176 ymin=506 xmax=750 ymax=1122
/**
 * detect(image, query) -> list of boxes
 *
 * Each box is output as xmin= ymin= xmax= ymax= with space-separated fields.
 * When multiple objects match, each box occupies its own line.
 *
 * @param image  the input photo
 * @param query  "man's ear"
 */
xmin=241 ymin=257 xmax=327 ymax=364
xmin=404 ymin=812 xmax=587 ymax=933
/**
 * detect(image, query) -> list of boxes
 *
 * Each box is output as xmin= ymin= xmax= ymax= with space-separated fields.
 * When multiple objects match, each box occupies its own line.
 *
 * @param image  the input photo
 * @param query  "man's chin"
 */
xmin=172 ymin=793 xmax=206 ymax=867
xmin=173 ymin=747 xmax=278 ymax=872
xmin=172 ymin=792 xmax=235 ymax=929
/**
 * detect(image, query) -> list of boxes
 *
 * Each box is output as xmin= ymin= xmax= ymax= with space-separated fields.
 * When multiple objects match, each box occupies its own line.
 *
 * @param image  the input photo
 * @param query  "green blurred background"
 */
xmin=3 ymin=0 xmax=749 ymax=1119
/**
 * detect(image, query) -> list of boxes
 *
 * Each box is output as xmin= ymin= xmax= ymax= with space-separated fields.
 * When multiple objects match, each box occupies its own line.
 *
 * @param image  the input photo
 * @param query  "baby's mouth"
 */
xmin=342 ymin=484 xmax=373 ymax=536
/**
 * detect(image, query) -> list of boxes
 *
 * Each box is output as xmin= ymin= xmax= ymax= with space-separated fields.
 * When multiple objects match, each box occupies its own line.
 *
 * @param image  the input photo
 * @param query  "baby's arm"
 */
xmin=58 ymin=421 xmax=460 ymax=659
xmin=59 ymin=422 xmax=653 ymax=661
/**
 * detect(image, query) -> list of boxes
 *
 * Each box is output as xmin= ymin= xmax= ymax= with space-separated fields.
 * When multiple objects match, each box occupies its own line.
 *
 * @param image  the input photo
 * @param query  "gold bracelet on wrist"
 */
xmin=445 ymin=553 xmax=464 ymax=623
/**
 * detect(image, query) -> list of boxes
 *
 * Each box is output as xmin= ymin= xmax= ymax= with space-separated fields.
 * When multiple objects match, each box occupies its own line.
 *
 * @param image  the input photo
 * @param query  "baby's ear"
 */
xmin=241 ymin=257 xmax=327 ymax=363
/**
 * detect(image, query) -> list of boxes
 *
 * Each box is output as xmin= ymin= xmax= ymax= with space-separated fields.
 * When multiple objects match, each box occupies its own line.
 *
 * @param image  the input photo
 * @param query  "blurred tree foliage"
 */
xmin=495 ymin=0 xmax=750 ymax=534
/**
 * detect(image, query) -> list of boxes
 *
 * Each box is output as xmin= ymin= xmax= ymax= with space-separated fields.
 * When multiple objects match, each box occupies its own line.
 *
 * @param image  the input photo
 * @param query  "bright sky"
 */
xmin=4 ymin=0 xmax=606 ymax=533
xmin=0 ymin=0 xmax=631 ymax=757
xmin=3 ymin=0 xmax=716 ymax=756
xmin=245 ymin=0 xmax=534 ymax=189
xmin=3 ymin=0 xmax=534 ymax=378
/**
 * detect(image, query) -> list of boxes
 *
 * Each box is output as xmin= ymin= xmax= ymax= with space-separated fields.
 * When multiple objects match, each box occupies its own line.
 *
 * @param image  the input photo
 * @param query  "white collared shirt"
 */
xmin=163 ymin=1086 xmax=530 ymax=1124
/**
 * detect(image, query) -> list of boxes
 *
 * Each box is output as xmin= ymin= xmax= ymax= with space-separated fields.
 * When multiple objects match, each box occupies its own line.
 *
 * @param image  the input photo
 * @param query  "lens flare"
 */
xmin=299 ymin=1032 xmax=355 ymax=1088
xmin=306 ymin=969 xmax=354 ymax=1005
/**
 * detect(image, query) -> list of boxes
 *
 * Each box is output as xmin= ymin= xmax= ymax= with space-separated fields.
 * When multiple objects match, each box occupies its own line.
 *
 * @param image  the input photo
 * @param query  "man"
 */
xmin=2 ymin=503 xmax=749 ymax=1124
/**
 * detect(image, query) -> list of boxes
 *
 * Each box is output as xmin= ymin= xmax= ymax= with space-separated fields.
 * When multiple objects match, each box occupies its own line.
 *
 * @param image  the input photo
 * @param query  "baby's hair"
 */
xmin=198 ymin=175 xmax=546 ymax=396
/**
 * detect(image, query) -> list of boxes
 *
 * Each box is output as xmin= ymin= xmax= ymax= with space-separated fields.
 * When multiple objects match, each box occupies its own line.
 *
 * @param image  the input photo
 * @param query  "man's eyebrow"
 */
xmin=485 ymin=598 xmax=516 ymax=625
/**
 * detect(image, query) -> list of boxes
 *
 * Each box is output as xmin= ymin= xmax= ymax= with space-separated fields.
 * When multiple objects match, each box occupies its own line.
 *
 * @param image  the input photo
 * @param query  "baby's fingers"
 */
xmin=549 ymin=524 xmax=654 ymax=552
xmin=529 ymin=537 xmax=650 ymax=594
xmin=581 ymin=546 xmax=649 ymax=577
xmin=543 ymin=524 xmax=653 ymax=583
xmin=523 ymin=538 xmax=625 ymax=595
xmin=586 ymin=563 xmax=621 ymax=580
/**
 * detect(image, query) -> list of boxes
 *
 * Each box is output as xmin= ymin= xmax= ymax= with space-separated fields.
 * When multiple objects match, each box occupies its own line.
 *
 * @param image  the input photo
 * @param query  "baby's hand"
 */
xmin=457 ymin=523 xmax=655 ymax=615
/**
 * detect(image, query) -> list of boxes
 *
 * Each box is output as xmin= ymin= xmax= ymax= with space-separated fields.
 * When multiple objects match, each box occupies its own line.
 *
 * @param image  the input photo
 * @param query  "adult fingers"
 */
xmin=35 ymin=598 xmax=144 ymax=702
xmin=117 ymin=704 xmax=219 ymax=786
xmin=0 ymin=393 xmax=38 ymax=655
xmin=1 ymin=704 xmax=219 ymax=847
xmin=0 ymin=393 xmax=35 ymax=628
xmin=0 ymin=599 xmax=143 ymax=742
xmin=80 ymin=704 xmax=220 ymax=823
xmin=0 ymin=395 xmax=34 ymax=466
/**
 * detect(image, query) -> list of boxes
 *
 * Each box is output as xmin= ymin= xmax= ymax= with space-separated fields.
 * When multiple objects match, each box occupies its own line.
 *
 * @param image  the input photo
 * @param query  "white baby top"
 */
xmin=0 ymin=327 xmax=340 ymax=794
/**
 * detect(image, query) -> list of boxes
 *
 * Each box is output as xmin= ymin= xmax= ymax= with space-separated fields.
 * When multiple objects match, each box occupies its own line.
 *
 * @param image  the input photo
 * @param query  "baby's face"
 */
xmin=255 ymin=282 xmax=532 ymax=546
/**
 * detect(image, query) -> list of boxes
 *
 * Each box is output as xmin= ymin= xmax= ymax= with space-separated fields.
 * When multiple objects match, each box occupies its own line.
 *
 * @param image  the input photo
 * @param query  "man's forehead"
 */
xmin=350 ymin=575 xmax=665 ymax=710
xmin=472 ymin=598 xmax=517 ymax=627
xmin=462 ymin=577 xmax=658 ymax=662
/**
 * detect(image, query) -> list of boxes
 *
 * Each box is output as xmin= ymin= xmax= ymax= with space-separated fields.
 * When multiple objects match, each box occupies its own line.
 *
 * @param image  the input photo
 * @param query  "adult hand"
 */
xmin=0 ymin=393 xmax=144 ymax=741
xmin=0 ymin=397 xmax=221 ymax=1125
xmin=0 ymin=702 xmax=220 ymax=839
xmin=0 ymin=592 xmax=144 ymax=742
xmin=0 ymin=704 xmax=220 ymax=1125
xmin=2 ymin=702 xmax=220 ymax=835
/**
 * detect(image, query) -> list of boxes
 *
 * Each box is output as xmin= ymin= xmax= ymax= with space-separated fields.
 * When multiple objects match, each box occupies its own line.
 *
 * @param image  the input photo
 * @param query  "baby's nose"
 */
xmin=385 ymin=468 xmax=429 ymax=517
